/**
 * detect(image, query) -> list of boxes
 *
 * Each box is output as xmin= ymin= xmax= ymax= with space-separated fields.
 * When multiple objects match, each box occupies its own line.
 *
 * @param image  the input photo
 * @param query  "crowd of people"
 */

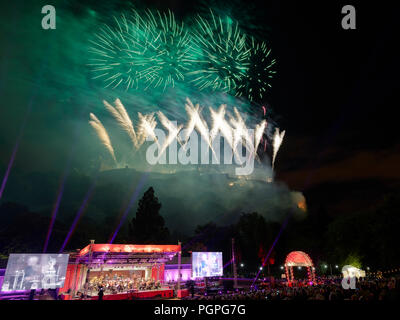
xmin=4 ymin=275 xmax=398 ymax=301
xmin=183 ymin=276 xmax=400 ymax=301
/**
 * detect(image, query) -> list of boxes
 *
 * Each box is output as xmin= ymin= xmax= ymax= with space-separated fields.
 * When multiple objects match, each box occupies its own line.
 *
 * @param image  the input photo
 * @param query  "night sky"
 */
xmin=0 ymin=0 xmax=399 ymax=225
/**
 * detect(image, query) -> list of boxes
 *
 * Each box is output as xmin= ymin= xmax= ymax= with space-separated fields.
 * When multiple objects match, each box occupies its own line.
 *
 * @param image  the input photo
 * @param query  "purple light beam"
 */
xmin=0 ymin=141 xmax=19 ymax=199
xmin=108 ymin=172 xmax=149 ymax=244
xmin=43 ymin=173 xmax=68 ymax=253
xmin=251 ymin=215 xmax=290 ymax=287
xmin=59 ymin=180 xmax=97 ymax=253
xmin=0 ymin=100 xmax=33 ymax=199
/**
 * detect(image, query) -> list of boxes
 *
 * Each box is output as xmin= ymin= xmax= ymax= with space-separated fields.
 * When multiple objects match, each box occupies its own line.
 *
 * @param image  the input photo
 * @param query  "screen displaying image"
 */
xmin=1 ymin=254 xmax=69 ymax=292
xmin=192 ymin=252 xmax=223 ymax=278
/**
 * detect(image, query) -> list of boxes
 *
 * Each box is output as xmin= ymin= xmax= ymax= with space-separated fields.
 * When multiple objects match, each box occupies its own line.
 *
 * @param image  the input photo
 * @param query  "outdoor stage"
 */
xmin=59 ymin=242 xmax=182 ymax=300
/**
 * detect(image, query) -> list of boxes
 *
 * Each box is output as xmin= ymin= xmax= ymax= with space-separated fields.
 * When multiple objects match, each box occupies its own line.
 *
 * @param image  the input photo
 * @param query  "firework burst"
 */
xmin=144 ymin=10 xmax=195 ymax=90
xmin=237 ymin=38 xmax=276 ymax=102
xmin=88 ymin=9 xmax=277 ymax=104
xmin=187 ymin=11 xmax=250 ymax=93
xmin=88 ymin=9 xmax=193 ymax=91
xmin=88 ymin=13 xmax=154 ymax=90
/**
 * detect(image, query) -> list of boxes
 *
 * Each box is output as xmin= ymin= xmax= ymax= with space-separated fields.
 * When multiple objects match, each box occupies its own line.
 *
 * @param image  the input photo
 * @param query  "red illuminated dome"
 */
xmin=285 ymin=251 xmax=313 ymax=267
xmin=284 ymin=251 xmax=316 ymax=286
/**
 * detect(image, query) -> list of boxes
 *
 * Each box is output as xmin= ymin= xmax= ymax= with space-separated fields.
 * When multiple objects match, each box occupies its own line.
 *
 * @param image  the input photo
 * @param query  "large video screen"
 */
xmin=192 ymin=252 xmax=223 ymax=278
xmin=1 ymin=254 xmax=69 ymax=292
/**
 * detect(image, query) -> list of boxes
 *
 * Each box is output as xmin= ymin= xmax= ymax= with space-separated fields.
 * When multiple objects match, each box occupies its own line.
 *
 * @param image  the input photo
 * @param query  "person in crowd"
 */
xmin=98 ymin=285 xmax=104 ymax=301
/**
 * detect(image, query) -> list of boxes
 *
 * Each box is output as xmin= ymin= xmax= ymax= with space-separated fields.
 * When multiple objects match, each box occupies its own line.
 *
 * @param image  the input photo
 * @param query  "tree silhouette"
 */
xmin=128 ymin=187 xmax=170 ymax=244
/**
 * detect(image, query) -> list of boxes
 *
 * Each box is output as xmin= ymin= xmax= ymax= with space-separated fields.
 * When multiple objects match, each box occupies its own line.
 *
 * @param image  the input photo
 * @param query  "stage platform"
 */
xmin=89 ymin=288 xmax=174 ymax=300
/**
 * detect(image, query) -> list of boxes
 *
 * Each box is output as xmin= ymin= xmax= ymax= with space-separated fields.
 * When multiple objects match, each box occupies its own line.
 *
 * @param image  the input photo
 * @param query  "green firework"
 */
xmin=187 ymin=11 xmax=251 ymax=93
xmin=88 ymin=8 xmax=277 ymax=105
xmin=237 ymin=38 xmax=276 ymax=102
xmin=143 ymin=9 xmax=195 ymax=90
xmin=88 ymin=9 xmax=194 ymax=91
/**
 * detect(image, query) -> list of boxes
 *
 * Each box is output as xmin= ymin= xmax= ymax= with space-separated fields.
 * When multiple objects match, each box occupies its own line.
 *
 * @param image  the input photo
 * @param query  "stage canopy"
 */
xmin=284 ymin=251 xmax=316 ymax=285
xmin=68 ymin=244 xmax=181 ymax=266
xmin=284 ymin=251 xmax=313 ymax=267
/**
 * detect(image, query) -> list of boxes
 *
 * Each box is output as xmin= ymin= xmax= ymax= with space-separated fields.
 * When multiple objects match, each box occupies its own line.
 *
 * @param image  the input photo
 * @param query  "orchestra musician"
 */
xmin=87 ymin=273 xmax=164 ymax=295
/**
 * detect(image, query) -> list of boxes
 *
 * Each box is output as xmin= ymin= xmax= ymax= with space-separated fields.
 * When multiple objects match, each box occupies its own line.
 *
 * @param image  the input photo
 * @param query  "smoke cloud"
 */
xmin=0 ymin=1 xmax=305 ymax=235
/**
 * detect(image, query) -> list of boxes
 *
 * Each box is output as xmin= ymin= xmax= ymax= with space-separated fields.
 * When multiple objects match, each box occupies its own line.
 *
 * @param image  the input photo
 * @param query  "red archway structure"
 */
xmin=284 ymin=251 xmax=316 ymax=286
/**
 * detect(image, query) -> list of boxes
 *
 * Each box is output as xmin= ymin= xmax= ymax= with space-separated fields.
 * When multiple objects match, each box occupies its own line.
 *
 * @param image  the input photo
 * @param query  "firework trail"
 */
xmin=184 ymin=99 xmax=209 ymax=142
xmin=262 ymin=105 xmax=267 ymax=116
xmin=229 ymin=108 xmax=254 ymax=153
xmin=92 ymin=98 xmax=274 ymax=166
xmin=89 ymin=113 xmax=117 ymax=163
xmin=188 ymin=10 xmax=250 ymax=93
xmin=157 ymin=110 xmax=184 ymax=159
xmin=272 ymin=127 xmax=285 ymax=169
xmin=184 ymin=98 xmax=223 ymax=163
xmin=254 ymin=120 xmax=267 ymax=156
xmin=103 ymin=99 xmax=138 ymax=149
xmin=209 ymin=104 xmax=234 ymax=148
xmin=137 ymin=112 xmax=159 ymax=148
